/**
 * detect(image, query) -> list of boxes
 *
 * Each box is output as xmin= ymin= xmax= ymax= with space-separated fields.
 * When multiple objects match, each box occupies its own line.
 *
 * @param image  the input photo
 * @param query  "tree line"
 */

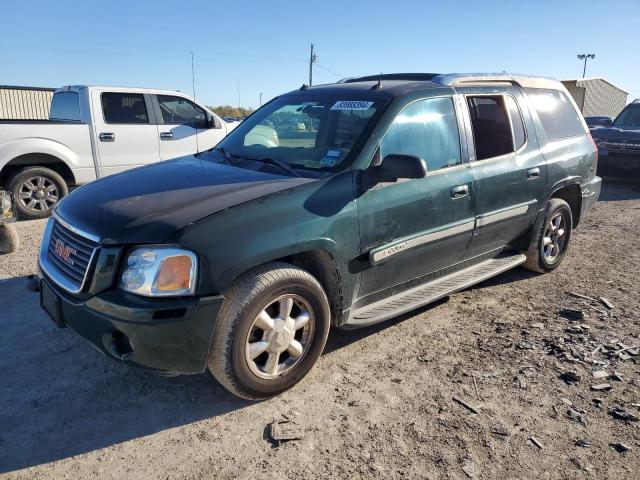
xmin=208 ymin=105 xmax=255 ymax=118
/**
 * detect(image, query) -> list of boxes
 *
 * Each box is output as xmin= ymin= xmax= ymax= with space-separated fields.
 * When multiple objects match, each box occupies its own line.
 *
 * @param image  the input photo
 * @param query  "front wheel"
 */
xmin=522 ymin=198 xmax=573 ymax=273
xmin=207 ymin=262 xmax=331 ymax=400
xmin=7 ymin=167 xmax=68 ymax=220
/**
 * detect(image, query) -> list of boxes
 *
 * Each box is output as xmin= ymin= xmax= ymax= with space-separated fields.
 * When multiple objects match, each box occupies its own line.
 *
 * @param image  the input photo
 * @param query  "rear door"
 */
xmin=91 ymin=90 xmax=160 ymax=176
xmin=153 ymin=94 xmax=205 ymax=160
xmin=356 ymin=95 xmax=474 ymax=304
xmin=458 ymin=88 xmax=547 ymax=257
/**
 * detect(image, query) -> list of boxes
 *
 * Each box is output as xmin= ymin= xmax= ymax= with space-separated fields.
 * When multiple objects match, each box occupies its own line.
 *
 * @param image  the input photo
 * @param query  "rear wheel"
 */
xmin=522 ymin=198 xmax=573 ymax=273
xmin=7 ymin=167 xmax=68 ymax=220
xmin=207 ymin=262 xmax=331 ymax=400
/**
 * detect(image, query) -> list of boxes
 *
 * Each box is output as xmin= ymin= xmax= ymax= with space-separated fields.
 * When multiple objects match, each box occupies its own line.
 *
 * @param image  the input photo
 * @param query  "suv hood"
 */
xmin=592 ymin=126 xmax=640 ymax=142
xmin=55 ymin=156 xmax=316 ymax=244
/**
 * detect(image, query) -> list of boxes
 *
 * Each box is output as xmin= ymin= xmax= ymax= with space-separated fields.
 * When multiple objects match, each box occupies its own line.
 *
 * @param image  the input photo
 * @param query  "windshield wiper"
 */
xmin=213 ymin=147 xmax=239 ymax=166
xmin=243 ymin=155 xmax=300 ymax=177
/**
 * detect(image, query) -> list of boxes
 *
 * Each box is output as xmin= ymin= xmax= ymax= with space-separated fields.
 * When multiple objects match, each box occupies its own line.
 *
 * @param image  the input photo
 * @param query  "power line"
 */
xmin=315 ymin=63 xmax=346 ymax=79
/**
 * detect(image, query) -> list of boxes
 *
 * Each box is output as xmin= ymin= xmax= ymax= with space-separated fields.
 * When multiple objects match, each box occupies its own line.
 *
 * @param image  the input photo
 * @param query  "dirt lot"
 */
xmin=1 ymin=179 xmax=639 ymax=480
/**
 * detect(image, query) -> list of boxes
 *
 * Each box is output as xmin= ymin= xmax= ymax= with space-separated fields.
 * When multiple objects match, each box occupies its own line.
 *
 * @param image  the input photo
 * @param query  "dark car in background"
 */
xmin=591 ymin=101 xmax=640 ymax=177
xmin=585 ymin=116 xmax=613 ymax=129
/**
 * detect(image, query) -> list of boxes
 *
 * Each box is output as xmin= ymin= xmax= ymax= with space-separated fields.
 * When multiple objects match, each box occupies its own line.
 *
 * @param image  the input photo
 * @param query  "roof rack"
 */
xmin=432 ymin=73 xmax=562 ymax=89
xmin=340 ymin=73 xmax=440 ymax=84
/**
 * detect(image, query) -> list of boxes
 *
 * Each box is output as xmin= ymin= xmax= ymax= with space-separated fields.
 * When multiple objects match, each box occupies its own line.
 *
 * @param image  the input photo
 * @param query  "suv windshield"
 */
xmin=613 ymin=104 xmax=640 ymax=128
xmin=216 ymin=94 xmax=386 ymax=172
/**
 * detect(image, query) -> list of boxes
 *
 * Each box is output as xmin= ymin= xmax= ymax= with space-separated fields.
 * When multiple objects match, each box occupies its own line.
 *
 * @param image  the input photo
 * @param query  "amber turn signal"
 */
xmin=156 ymin=256 xmax=193 ymax=291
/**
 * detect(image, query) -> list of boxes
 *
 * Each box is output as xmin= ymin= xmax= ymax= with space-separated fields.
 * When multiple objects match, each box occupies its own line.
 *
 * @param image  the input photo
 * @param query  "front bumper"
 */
xmin=597 ymin=149 xmax=640 ymax=177
xmin=39 ymin=274 xmax=223 ymax=375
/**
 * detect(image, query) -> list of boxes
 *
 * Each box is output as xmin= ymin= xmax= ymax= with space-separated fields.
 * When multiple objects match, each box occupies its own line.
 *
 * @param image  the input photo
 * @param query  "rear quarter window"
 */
xmin=525 ymin=88 xmax=586 ymax=140
xmin=50 ymin=91 xmax=80 ymax=121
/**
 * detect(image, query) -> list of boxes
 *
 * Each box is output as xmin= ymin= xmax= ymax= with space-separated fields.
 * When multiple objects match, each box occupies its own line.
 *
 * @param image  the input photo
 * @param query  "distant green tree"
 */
xmin=208 ymin=105 xmax=254 ymax=118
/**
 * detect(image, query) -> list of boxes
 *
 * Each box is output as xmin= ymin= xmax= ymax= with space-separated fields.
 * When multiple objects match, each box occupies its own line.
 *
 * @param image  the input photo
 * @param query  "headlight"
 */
xmin=119 ymin=247 xmax=197 ymax=297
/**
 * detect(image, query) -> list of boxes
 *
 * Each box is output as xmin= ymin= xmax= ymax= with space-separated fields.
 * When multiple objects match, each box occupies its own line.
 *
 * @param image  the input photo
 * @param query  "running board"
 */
xmin=346 ymin=253 xmax=526 ymax=327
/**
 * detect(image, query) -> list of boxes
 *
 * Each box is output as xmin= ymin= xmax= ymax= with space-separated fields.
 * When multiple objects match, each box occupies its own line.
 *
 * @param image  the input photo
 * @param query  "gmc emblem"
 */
xmin=54 ymin=238 xmax=76 ymax=265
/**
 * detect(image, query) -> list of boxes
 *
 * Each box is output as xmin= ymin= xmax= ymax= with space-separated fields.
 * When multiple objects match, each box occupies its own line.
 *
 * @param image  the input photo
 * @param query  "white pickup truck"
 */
xmin=0 ymin=86 xmax=237 ymax=219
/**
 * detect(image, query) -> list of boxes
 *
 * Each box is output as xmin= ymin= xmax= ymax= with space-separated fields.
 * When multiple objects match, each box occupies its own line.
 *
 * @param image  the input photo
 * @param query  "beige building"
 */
xmin=561 ymin=78 xmax=628 ymax=118
xmin=0 ymin=85 xmax=55 ymax=119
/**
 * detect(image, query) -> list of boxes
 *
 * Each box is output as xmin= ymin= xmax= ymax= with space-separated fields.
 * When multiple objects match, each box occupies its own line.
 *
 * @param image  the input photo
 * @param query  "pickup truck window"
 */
xmin=157 ymin=95 xmax=207 ymax=128
xmin=380 ymin=97 xmax=461 ymax=171
xmin=101 ymin=92 xmax=149 ymax=124
xmin=50 ymin=91 xmax=80 ymax=121
xmin=525 ymin=88 xmax=585 ymax=140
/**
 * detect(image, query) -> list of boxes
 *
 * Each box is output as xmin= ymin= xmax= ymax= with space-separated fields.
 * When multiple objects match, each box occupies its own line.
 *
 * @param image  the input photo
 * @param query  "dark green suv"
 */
xmin=38 ymin=73 xmax=601 ymax=399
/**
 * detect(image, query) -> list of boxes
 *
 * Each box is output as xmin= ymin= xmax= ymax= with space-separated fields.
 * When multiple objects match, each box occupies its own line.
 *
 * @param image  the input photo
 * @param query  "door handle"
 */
xmin=99 ymin=132 xmax=115 ymax=142
xmin=450 ymin=185 xmax=469 ymax=199
xmin=160 ymin=132 xmax=174 ymax=140
xmin=527 ymin=167 xmax=541 ymax=179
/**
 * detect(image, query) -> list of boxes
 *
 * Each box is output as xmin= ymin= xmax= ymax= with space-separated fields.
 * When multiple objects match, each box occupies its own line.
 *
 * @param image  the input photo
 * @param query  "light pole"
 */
xmin=259 ymin=92 xmax=263 ymax=107
xmin=577 ymin=54 xmax=595 ymax=78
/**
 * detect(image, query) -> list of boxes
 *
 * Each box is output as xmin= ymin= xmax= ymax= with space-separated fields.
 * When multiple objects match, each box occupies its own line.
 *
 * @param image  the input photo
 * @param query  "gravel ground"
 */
xmin=1 ymin=179 xmax=639 ymax=479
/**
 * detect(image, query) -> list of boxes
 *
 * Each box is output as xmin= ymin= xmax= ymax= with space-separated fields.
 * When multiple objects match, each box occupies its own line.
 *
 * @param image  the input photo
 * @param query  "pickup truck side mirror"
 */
xmin=205 ymin=115 xmax=222 ymax=129
xmin=375 ymin=154 xmax=427 ymax=183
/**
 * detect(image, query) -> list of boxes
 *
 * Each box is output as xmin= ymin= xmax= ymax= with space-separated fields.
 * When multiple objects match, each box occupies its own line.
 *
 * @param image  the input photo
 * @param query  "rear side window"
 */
xmin=101 ymin=93 xmax=149 ymax=124
xmin=526 ymin=88 xmax=585 ymax=140
xmin=380 ymin=97 xmax=461 ymax=171
xmin=467 ymin=96 xmax=514 ymax=160
xmin=50 ymin=91 xmax=80 ymax=121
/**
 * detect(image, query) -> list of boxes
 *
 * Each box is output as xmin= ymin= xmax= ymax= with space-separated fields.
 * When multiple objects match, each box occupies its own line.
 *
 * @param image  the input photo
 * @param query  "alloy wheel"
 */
xmin=244 ymin=294 xmax=315 ymax=379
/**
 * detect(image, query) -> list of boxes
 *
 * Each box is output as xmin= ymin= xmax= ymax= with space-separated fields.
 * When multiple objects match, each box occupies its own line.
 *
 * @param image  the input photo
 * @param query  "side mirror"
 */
xmin=375 ymin=154 xmax=427 ymax=182
xmin=206 ymin=114 xmax=222 ymax=129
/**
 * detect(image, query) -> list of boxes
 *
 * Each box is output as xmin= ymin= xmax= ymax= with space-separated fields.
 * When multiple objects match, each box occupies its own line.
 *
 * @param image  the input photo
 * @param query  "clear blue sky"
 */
xmin=2 ymin=0 xmax=639 ymax=108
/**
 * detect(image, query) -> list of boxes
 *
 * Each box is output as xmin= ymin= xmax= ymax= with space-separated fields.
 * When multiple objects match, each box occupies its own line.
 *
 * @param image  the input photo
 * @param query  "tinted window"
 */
xmin=467 ymin=96 xmax=514 ymax=160
xmin=101 ymin=93 xmax=149 ymax=124
xmin=505 ymin=95 xmax=526 ymax=149
xmin=613 ymin=104 xmax=640 ymax=128
xmin=50 ymin=91 xmax=80 ymax=121
xmin=157 ymin=95 xmax=206 ymax=128
xmin=526 ymin=89 xmax=585 ymax=140
xmin=380 ymin=97 xmax=461 ymax=171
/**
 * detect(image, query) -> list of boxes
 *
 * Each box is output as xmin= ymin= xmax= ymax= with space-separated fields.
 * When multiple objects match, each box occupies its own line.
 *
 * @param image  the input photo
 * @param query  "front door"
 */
xmin=92 ymin=90 xmax=161 ymax=176
xmin=154 ymin=94 xmax=205 ymax=160
xmin=356 ymin=96 xmax=474 ymax=305
xmin=459 ymin=88 xmax=547 ymax=257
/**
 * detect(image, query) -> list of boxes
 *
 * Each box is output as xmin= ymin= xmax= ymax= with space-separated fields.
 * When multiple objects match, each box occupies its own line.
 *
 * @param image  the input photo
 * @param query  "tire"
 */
xmin=7 ymin=167 xmax=68 ymax=220
xmin=522 ymin=198 xmax=573 ymax=273
xmin=208 ymin=262 xmax=331 ymax=400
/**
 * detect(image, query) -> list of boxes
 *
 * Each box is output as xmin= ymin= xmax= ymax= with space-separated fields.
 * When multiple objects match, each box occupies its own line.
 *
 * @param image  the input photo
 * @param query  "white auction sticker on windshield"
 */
xmin=331 ymin=100 xmax=374 ymax=111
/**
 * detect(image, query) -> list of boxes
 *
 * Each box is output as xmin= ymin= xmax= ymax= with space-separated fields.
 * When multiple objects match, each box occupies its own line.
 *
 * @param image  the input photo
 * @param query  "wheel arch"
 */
xmin=548 ymin=182 xmax=582 ymax=228
xmin=0 ymin=153 xmax=76 ymax=187
xmin=216 ymin=243 xmax=345 ymax=326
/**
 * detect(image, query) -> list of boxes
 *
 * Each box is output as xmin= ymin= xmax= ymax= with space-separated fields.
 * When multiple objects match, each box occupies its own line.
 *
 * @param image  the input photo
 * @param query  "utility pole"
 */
xmin=309 ymin=43 xmax=317 ymax=86
xmin=190 ymin=51 xmax=196 ymax=100
xmin=577 ymin=53 xmax=595 ymax=78
xmin=236 ymin=78 xmax=241 ymax=110
xmin=259 ymin=92 xmax=263 ymax=106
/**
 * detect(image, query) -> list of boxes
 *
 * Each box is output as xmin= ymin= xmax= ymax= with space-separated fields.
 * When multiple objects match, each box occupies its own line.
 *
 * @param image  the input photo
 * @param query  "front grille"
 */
xmin=47 ymin=220 xmax=98 ymax=290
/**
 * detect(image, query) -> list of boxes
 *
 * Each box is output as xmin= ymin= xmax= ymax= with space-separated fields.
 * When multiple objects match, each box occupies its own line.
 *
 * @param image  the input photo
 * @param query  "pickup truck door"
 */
xmin=458 ymin=88 xmax=547 ymax=258
xmin=153 ymin=95 xmax=224 ymax=160
xmin=91 ymin=90 xmax=161 ymax=176
xmin=355 ymin=96 xmax=474 ymax=305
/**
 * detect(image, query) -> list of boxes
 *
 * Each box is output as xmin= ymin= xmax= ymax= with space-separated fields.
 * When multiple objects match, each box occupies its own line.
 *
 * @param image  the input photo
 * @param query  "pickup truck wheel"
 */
xmin=7 ymin=167 xmax=68 ymax=220
xmin=208 ymin=262 xmax=330 ymax=400
xmin=522 ymin=198 xmax=573 ymax=273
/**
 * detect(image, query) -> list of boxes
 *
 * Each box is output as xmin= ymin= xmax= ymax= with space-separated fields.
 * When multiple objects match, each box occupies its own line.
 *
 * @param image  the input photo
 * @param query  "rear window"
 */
xmin=101 ymin=93 xmax=149 ymax=124
xmin=50 ymin=91 xmax=80 ymax=121
xmin=526 ymin=88 xmax=585 ymax=140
